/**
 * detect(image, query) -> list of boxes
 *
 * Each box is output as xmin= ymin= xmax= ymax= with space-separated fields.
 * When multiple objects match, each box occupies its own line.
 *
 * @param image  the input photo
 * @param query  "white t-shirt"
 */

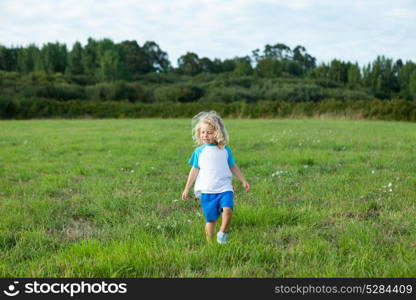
xmin=188 ymin=144 xmax=235 ymax=198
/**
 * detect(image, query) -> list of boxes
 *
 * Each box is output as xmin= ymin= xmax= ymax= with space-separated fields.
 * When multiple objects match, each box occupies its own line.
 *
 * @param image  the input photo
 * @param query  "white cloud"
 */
xmin=0 ymin=0 xmax=415 ymax=66
xmin=385 ymin=8 xmax=416 ymax=19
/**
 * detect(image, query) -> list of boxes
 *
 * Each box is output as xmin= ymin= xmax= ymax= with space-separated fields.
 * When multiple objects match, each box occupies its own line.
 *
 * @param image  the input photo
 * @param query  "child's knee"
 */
xmin=222 ymin=207 xmax=233 ymax=215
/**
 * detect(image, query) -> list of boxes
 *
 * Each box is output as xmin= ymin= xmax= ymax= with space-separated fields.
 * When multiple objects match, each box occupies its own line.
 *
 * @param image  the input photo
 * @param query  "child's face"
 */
xmin=199 ymin=122 xmax=216 ymax=144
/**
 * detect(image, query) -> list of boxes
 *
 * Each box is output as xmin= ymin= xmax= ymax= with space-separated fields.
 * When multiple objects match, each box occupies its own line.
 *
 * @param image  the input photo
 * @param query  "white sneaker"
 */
xmin=216 ymin=232 xmax=228 ymax=244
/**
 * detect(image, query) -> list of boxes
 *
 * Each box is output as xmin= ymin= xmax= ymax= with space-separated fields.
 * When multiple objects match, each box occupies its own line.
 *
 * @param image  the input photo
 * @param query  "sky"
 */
xmin=0 ymin=0 xmax=415 ymax=67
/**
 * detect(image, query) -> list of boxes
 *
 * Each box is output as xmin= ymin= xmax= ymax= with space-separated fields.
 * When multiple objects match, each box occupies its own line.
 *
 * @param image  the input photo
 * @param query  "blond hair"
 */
xmin=192 ymin=111 xmax=229 ymax=148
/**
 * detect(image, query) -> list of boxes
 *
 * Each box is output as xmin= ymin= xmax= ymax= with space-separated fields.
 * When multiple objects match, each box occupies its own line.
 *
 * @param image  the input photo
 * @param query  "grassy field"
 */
xmin=0 ymin=118 xmax=415 ymax=277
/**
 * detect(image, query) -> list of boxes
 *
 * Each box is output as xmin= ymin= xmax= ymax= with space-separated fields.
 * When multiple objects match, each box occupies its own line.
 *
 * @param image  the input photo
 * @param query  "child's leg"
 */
xmin=219 ymin=207 xmax=233 ymax=233
xmin=205 ymin=221 xmax=216 ymax=242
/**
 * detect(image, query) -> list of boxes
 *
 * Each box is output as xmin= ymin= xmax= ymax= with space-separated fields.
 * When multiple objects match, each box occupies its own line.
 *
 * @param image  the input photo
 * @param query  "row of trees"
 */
xmin=0 ymin=39 xmax=317 ymax=78
xmin=0 ymin=39 xmax=171 ymax=82
xmin=0 ymin=71 xmax=375 ymax=104
xmin=1 ymin=38 xmax=416 ymax=100
xmin=309 ymin=57 xmax=416 ymax=99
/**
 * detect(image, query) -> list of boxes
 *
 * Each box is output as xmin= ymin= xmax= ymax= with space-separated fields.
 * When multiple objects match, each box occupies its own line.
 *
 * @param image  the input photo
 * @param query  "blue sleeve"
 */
xmin=188 ymin=147 xmax=203 ymax=169
xmin=225 ymin=146 xmax=236 ymax=167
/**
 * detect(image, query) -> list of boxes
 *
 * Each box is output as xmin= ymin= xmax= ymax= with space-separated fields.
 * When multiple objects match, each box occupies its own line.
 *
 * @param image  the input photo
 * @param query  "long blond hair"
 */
xmin=192 ymin=111 xmax=229 ymax=148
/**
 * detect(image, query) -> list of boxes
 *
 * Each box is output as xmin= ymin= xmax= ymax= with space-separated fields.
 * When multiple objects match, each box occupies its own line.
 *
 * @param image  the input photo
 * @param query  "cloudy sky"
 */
xmin=0 ymin=0 xmax=415 ymax=67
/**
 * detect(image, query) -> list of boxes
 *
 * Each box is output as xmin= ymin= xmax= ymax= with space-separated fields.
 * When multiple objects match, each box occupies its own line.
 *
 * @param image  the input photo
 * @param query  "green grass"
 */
xmin=0 ymin=118 xmax=415 ymax=277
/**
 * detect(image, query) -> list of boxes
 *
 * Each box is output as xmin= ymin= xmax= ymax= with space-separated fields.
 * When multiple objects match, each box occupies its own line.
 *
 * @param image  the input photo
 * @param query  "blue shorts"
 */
xmin=201 ymin=191 xmax=234 ymax=222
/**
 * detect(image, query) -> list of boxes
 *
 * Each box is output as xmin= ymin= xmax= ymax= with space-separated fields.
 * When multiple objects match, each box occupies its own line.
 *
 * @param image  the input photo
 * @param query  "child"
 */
xmin=181 ymin=111 xmax=250 ymax=244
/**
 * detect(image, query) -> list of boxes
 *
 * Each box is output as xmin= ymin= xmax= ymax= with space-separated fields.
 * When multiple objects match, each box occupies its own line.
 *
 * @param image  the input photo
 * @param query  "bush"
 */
xmin=22 ymin=84 xmax=86 ymax=101
xmin=323 ymin=88 xmax=374 ymax=101
xmin=199 ymin=86 xmax=257 ymax=103
xmin=1 ymin=98 xmax=416 ymax=121
xmin=314 ymin=78 xmax=343 ymax=88
xmin=86 ymin=81 xmax=147 ymax=102
xmin=265 ymin=83 xmax=324 ymax=102
xmin=0 ymin=96 xmax=19 ymax=118
xmin=153 ymin=84 xmax=204 ymax=103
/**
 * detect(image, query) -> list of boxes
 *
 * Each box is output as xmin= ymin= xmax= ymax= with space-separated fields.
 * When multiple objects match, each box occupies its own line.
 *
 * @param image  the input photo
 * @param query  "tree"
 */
xmin=82 ymin=38 xmax=124 ymax=81
xmin=409 ymin=69 xmax=416 ymax=100
xmin=142 ymin=41 xmax=171 ymax=72
xmin=363 ymin=56 xmax=398 ymax=99
xmin=0 ymin=46 xmax=19 ymax=71
xmin=252 ymin=43 xmax=316 ymax=78
xmin=397 ymin=61 xmax=416 ymax=99
xmin=199 ymin=57 xmax=217 ymax=73
xmin=292 ymin=45 xmax=316 ymax=74
xmin=347 ymin=62 xmax=361 ymax=88
xmin=211 ymin=58 xmax=225 ymax=73
xmin=66 ymin=42 xmax=84 ymax=76
xmin=17 ymin=44 xmax=39 ymax=73
xmin=117 ymin=40 xmax=152 ymax=77
xmin=251 ymin=48 xmax=261 ymax=63
xmin=252 ymin=43 xmax=292 ymax=64
xmin=254 ymin=58 xmax=282 ymax=77
xmin=308 ymin=63 xmax=330 ymax=79
xmin=328 ymin=59 xmax=348 ymax=83
xmin=99 ymin=48 xmax=121 ymax=82
xmin=264 ymin=43 xmax=292 ymax=60
xmin=220 ymin=59 xmax=237 ymax=72
xmin=233 ymin=56 xmax=253 ymax=76
xmin=177 ymin=52 xmax=202 ymax=75
xmin=82 ymin=38 xmax=99 ymax=80
xmin=0 ymin=46 xmax=8 ymax=70
xmin=279 ymin=60 xmax=303 ymax=77
xmin=38 ymin=42 xmax=68 ymax=73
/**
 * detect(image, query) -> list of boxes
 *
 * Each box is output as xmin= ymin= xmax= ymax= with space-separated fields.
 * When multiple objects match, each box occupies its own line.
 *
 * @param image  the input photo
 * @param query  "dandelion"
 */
xmin=371 ymin=170 xmax=375 ymax=174
xmin=389 ymin=189 xmax=393 ymax=192
xmin=172 ymin=199 xmax=179 ymax=203
xmin=130 ymin=170 xmax=134 ymax=173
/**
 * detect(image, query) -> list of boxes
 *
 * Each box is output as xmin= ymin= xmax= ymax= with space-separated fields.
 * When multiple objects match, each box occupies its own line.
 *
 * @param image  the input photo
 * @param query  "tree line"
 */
xmin=1 ymin=38 xmax=416 ymax=120
xmin=1 ymin=38 xmax=416 ymax=100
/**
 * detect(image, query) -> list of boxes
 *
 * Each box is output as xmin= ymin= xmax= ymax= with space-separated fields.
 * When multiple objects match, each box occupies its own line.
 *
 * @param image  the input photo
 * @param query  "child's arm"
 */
xmin=182 ymin=167 xmax=200 ymax=201
xmin=230 ymin=164 xmax=250 ymax=192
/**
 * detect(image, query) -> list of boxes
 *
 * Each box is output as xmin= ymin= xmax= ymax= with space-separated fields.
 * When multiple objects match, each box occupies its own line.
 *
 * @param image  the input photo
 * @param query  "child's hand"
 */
xmin=243 ymin=181 xmax=250 ymax=193
xmin=181 ymin=190 xmax=188 ymax=201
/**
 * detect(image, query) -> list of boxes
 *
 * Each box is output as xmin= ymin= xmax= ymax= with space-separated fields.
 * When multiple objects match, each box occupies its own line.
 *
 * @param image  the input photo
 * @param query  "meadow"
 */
xmin=0 ymin=118 xmax=415 ymax=277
